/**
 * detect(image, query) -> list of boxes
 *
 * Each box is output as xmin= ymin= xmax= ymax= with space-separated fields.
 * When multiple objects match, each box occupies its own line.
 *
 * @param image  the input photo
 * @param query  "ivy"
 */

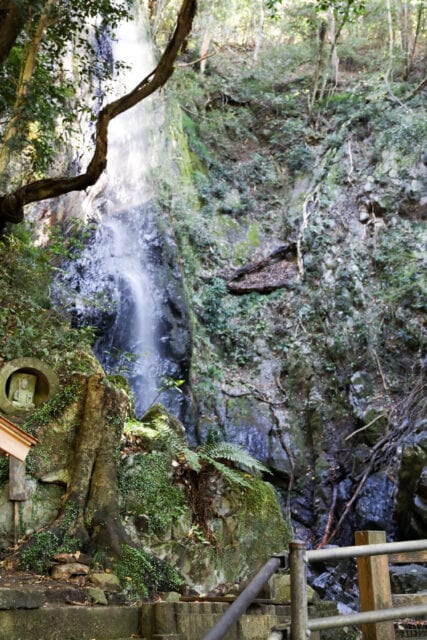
xmin=23 ymin=381 xmax=81 ymax=432
xmin=115 ymin=544 xmax=184 ymax=600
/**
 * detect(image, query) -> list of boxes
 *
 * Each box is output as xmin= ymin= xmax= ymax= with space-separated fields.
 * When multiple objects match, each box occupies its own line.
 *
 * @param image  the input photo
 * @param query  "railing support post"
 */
xmin=356 ymin=530 xmax=395 ymax=640
xmin=290 ymin=540 xmax=308 ymax=640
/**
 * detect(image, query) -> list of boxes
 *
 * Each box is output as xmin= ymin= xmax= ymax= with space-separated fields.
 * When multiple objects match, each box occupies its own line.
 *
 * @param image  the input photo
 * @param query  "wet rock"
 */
xmin=389 ymin=564 xmax=427 ymax=593
xmin=221 ymin=395 xmax=291 ymax=474
xmin=309 ymin=558 xmax=359 ymax=608
xmin=353 ymin=472 xmax=396 ymax=537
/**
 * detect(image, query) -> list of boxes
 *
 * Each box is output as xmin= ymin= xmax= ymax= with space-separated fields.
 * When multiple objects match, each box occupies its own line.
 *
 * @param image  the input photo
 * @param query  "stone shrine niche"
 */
xmin=0 ymin=357 xmax=59 ymax=415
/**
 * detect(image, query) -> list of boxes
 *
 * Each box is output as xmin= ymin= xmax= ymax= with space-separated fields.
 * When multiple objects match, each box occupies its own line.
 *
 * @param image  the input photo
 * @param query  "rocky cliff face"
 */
xmin=157 ymin=48 xmax=426 ymax=554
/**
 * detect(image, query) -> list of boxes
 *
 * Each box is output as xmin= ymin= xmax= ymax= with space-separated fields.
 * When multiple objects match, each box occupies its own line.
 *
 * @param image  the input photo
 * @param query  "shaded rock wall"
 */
xmin=157 ymin=54 xmax=427 ymax=551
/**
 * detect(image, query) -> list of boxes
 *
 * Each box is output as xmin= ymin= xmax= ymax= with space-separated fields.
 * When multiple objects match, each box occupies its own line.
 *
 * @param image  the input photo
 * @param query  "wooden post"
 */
xmin=355 ymin=530 xmax=395 ymax=640
xmin=9 ymin=456 xmax=27 ymax=545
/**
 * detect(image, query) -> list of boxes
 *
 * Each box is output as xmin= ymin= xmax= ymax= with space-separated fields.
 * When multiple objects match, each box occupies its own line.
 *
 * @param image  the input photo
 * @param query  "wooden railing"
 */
xmin=356 ymin=530 xmax=427 ymax=640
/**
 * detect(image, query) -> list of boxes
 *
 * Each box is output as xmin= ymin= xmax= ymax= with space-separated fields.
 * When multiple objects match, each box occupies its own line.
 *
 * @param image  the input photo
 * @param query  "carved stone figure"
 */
xmin=9 ymin=373 xmax=36 ymax=410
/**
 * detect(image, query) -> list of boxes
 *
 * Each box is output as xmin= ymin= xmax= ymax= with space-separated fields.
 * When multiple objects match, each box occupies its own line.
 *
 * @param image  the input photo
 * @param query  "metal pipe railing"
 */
xmin=289 ymin=541 xmax=307 ymax=639
xmin=308 ymin=604 xmax=427 ymax=631
xmin=290 ymin=538 xmax=427 ymax=640
xmin=200 ymin=555 xmax=285 ymax=640
xmin=200 ymin=537 xmax=427 ymax=640
xmin=306 ymin=538 xmax=427 ymax=563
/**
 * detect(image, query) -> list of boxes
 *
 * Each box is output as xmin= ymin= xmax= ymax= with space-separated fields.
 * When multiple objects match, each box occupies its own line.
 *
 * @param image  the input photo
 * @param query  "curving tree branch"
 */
xmin=0 ymin=0 xmax=198 ymax=229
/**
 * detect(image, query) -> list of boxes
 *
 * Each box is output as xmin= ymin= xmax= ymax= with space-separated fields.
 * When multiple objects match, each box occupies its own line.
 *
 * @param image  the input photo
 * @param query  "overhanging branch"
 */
xmin=0 ymin=0 xmax=198 ymax=226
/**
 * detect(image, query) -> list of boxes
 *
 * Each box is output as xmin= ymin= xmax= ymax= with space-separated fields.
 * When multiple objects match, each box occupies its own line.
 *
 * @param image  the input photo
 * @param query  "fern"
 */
xmin=183 ymin=448 xmax=202 ymax=472
xmin=137 ymin=405 xmax=274 ymax=541
xmin=208 ymin=459 xmax=252 ymax=488
xmin=199 ymin=442 xmax=271 ymax=477
xmin=139 ymin=404 xmax=270 ymax=485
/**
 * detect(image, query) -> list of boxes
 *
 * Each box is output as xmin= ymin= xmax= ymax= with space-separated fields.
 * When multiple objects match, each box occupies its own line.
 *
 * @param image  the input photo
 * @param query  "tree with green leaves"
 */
xmin=0 ymin=0 xmax=197 ymax=231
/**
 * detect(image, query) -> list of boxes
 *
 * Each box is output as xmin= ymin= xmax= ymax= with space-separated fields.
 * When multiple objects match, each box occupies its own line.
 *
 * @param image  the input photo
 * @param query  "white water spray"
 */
xmin=75 ymin=17 xmax=166 ymax=416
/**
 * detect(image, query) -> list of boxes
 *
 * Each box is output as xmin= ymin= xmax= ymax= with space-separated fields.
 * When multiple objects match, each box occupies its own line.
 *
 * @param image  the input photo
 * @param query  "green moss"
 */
xmin=119 ymin=452 xmax=186 ymax=536
xmin=0 ymin=226 xmax=96 ymax=372
xmin=115 ymin=544 xmax=184 ymax=600
xmin=234 ymin=478 xmax=292 ymax=560
xmin=23 ymin=381 xmax=80 ymax=431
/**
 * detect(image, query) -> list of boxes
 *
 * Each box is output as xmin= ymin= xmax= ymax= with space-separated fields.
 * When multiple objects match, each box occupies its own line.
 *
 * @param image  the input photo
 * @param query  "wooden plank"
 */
xmin=356 ymin=530 xmax=395 ymax=640
xmin=9 ymin=456 xmax=27 ymax=501
xmin=389 ymin=551 xmax=427 ymax=564
xmin=392 ymin=593 xmax=427 ymax=607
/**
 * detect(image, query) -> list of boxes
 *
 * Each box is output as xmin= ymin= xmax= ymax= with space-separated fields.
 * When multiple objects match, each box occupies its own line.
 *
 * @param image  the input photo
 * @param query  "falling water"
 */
xmin=65 ymin=15 xmax=188 ymax=418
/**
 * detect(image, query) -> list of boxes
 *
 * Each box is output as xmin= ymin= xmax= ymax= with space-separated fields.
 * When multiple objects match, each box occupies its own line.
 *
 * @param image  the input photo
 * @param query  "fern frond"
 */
xmin=209 ymin=459 xmax=252 ymax=488
xmin=181 ymin=448 xmax=202 ymax=472
xmin=199 ymin=442 xmax=270 ymax=475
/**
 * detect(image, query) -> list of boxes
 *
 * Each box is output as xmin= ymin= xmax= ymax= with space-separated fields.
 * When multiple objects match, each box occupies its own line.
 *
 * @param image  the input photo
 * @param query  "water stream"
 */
xmin=63 ymin=16 xmax=191 ymax=420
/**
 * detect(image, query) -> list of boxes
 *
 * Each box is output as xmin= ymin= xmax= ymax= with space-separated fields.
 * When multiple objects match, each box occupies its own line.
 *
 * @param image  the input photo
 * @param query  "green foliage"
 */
xmin=199 ymin=278 xmax=270 ymax=365
xmin=23 ymin=382 xmax=80 ymax=432
xmin=196 ymin=441 xmax=270 ymax=487
xmin=271 ymin=119 xmax=314 ymax=175
xmin=0 ymin=0 xmax=134 ymax=184
xmin=115 ymin=544 xmax=184 ymax=600
xmin=119 ymin=451 xmax=186 ymax=535
xmin=20 ymin=529 xmax=79 ymax=574
xmin=0 ymin=225 xmax=96 ymax=371
xmin=46 ymin=217 xmax=96 ymax=263
xmin=145 ymin=376 xmax=185 ymax=411
xmin=316 ymin=0 xmax=366 ymax=20
xmin=146 ymin=408 xmax=269 ymax=483
xmin=377 ymin=111 xmax=427 ymax=159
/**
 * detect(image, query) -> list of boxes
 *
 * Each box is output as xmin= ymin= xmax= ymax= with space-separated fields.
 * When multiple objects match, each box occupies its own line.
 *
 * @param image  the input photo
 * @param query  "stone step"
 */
xmin=0 ymin=605 xmax=140 ymax=640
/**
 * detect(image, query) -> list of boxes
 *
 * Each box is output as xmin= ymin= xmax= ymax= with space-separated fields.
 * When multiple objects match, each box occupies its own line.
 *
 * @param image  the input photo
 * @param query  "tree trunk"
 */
xmin=53 ymin=374 xmax=131 ymax=557
xmin=253 ymin=0 xmax=265 ymax=62
xmin=386 ymin=0 xmax=395 ymax=74
xmin=309 ymin=19 xmax=327 ymax=118
xmin=0 ymin=0 xmax=56 ymax=183
xmin=406 ymin=1 xmax=424 ymax=79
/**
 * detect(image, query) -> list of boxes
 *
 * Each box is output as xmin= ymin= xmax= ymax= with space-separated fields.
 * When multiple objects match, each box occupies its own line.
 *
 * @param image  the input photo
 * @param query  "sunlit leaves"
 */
xmin=316 ymin=0 xmax=367 ymax=19
xmin=0 ymin=0 xmax=135 ymax=182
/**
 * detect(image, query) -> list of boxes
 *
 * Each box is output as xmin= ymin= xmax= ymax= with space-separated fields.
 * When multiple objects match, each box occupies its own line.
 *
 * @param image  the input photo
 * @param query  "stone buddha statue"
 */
xmin=8 ymin=373 xmax=36 ymax=410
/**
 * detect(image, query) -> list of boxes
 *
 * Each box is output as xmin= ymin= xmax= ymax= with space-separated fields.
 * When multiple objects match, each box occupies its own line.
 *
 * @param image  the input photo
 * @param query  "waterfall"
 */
xmin=62 ymin=15 xmax=192 ymax=421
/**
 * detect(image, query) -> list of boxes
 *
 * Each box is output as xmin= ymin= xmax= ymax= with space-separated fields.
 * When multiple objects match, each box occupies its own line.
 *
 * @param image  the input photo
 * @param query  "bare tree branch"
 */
xmin=0 ymin=0 xmax=198 ymax=228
